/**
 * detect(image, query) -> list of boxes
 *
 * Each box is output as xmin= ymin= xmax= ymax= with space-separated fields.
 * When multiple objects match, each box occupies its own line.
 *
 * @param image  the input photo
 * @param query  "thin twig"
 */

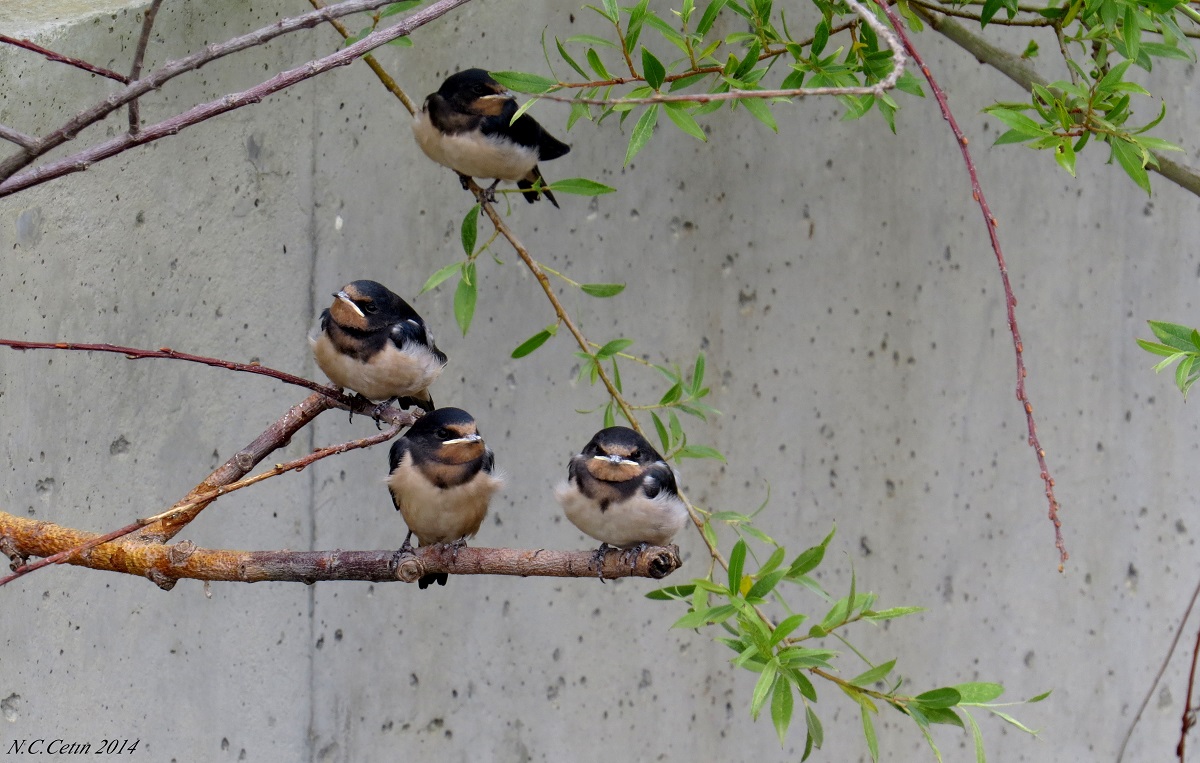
xmin=907 ymin=0 xmax=1054 ymax=25
xmin=0 ymin=423 xmax=400 ymax=588
xmin=874 ymin=0 xmax=1068 ymax=569
xmin=127 ymin=0 xmax=166 ymax=134
xmin=1181 ymin=617 xmax=1200 ymax=760
xmin=0 ymin=33 xmax=130 ymax=83
xmin=1118 ymin=577 xmax=1200 ymax=761
xmin=0 ymin=0 xmax=473 ymax=187
xmin=308 ymin=0 xmax=418 ymax=116
xmin=0 ymin=511 xmax=681 ymax=587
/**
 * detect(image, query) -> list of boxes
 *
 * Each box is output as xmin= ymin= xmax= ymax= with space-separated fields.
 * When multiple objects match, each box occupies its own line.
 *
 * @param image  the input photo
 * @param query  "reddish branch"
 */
xmin=0 ymin=33 xmax=129 ymax=83
xmin=873 ymin=0 xmax=1068 ymax=570
xmin=0 ymin=512 xmax=681 ymax=589
xmin=0 ymin=0 xmax=473 ymax=188
xmin=1182 ymin=618 xmax=1200 ymax=761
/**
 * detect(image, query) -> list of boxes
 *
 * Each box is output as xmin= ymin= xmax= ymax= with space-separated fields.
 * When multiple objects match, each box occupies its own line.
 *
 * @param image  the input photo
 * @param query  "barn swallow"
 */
xmin=555 ymin=427 xmax=688 ymax=553
xmin=310 ymin=280 xmax=447 ymax=414
xmin=387 ymin=407 xmax=503 ymax=589
xmin=412 ymin=68 xmax=570 ymax=207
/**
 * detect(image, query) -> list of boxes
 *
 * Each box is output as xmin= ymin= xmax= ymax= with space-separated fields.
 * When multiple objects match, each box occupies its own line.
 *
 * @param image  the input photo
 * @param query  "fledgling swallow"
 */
xmin=387 ymin=407 xmax=504 ymax=589
xmin=556 ymin=427 xmax=688 ymax=551
xmin=310 ymin=280 xmax=448 ymax=413
xmin=413 ymin=68 xmax=571 ymax=207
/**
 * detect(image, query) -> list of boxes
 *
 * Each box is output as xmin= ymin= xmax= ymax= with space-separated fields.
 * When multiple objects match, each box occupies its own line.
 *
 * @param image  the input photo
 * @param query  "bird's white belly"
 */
xmin=556 ymin=483 xmax=688 ymax=548
xmin=389 ymin=455 xmax=504 ymax=545
xmin=311 ymin=333 xmax=444 ymax=401
xmin=412 ymin=112 xmax=538 ymax=181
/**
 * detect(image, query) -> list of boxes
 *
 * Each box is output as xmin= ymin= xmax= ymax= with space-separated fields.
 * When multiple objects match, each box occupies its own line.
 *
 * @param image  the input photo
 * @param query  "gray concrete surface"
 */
xmin=1 ymin=1 xmax=1198 ymax=761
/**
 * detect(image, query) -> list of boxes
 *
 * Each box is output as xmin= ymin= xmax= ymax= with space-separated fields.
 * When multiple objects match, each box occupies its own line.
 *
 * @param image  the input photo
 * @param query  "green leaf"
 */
xmin=691 ymin=352 xmax=706 ymax=394
xmin=953 ymin=682 xmax=1005 ymax=704
xmin=740 ymin=97 xmax=778 ymax=132
xmin=728 ymin=539 xmax=747 ymax=593
xmin=1136 ymin=339 xmax=1180 ymax=358
xmin=603 ymin=400 xmax=616 ymax=428
xmin=1148 ymin=320 xmax=1199 ymax=350
xmin=460 ymin=204 xmax=478 ymax=256
xmin=580 ymin=282 xmax=626 ymax=298
xmin=567 ymin=33 xmax=620 ymax=48
xmin=770 ymin=613 xmax=809 ymax=645
xmin=1054 ymin=139 xmax=1077 ymax=176
xmin=641 ymin=47 xmax=666 ymax=90
xmin=385 ymin=36 xmax=414 ymax=47
xmin=922 ymin=706 xmax=965 ymax=728
xmin=651 ymin=411 xmax=670 ymax=453
xmin=490 ymin=70 xmax=557 ymax=95
xmin=980 ymin=0 xmax=1005 ymax=25
xmin=985 ymin=107 xmax=1046 ymax=138
xmin=625 ymin=104 xmax=660 ymax=165
xmin=453 ymin=267 xmax=477 ymax=336
xmin=1026 ymin=690 xmax=1052 ymax=703
xmin=771 ymin=674 xmax=794 ymax=744
xmin=1109 ymin=137 xmax=1151 ymax=195
xmin=990 ymin=710 xmax=1038 ymax=735
xmin=861 ymin=704 xmax=879 ymax=762
xmin=511 ymin=329 xmax=553 ymax=358
xmin=645 ymin=583 xmax=696 ymax=600
xmin=586 ymin=48 xmax=614 ymax=79
xmin=549 ymin=178 xmax=617 ymax=196
xmin=811 ymin=19 xmax=830 ymax=55
xmin=418 ymin=261 xmax=464 ymax=296
xmin=746 ymin=570 xmax=787 ymax=600
xmin=556 ymin=38 xmax=589 ymax=79
xmin=380 ymin=1 xmax=422 ymax=17
xmin=1123 ymin=4 xmax=1140 ymax=62
xmin=915 ymin=687 xmax=963 ymax=709
xmin=849 ymin=659 xmax=896 ymax=688
xmin=805 ymin=705 xmax=824 ymax=749
xmin=864 ymin=606 xmax=923 ymax=621
xmin=964 ymin=710 xmax=986 ymax=763
xmin=750 ymin=661 xmax=778 ymax=720
xmin=664 ymin=103 xmax=707 ymax=141
xmin=595 ymin=338 xmax=633 ymax=359
xmin=601 ymin=0 xmax=620 ymax=22
xmin=675 ymin=444 xmax=727 ymax=462
xmin=696 ymin=0 xmax=729 ymax=35
xmin=787 ymin=526 xmax=835 ymax=578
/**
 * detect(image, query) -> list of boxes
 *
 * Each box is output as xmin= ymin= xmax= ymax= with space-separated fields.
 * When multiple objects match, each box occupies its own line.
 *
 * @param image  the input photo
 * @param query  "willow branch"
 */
xmin=0 ymin=0 xmax=474 ymax=191
xmin=876 ymin=0 xmax=1067 ymax=569
xmin=0 ymin=125 xmax=36 ymax=149
xmin=0 ymin=511 xmax=680 ymax=589
xmin=913 ymin=5 xmax=1200 ymax=199
xmin=127 ymin=0 xmax=165 ymax=133
xmin=308 ymin=0 xmax=419 ymax=116
xmin=0 ymin=34 xmax=129 ymax=83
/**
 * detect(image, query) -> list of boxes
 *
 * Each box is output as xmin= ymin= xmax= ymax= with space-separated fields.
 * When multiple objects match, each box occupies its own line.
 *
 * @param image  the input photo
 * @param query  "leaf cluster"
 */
xmin=1137 ymin=320 xmax=1200 ymax=395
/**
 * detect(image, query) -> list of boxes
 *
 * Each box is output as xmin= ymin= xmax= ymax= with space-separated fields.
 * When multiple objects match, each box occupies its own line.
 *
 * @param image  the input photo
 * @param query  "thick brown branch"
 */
xmin=914 ymin=5 xmax=1200 ymax=198
xmin=0 ymin=512 xmax=680 ymax=589
xmin=0 ymin=0 xmax=472 ymax=189
xmin=876 ymin=0 xmax=1068 ymax=568
xmin=0 ymin=33 xmax=130 ymax=83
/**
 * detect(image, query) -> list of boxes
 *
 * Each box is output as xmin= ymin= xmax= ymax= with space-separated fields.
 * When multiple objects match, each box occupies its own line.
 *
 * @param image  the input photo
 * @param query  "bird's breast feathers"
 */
xmin=556 ymin=478 xmax=688 ymax=549
xmin=311 ymin=331 xmax=445 ymax=401
xmin=388 ymin=453 xmax=503 ymax=545
xmin=413 ymin=110 xmax=539 ymax=181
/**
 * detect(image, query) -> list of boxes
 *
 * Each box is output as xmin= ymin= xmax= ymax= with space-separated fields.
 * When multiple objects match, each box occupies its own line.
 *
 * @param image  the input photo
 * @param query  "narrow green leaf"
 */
xmin=805 ymin=705 xmax=824 ymax=748
xmin=460 ymin=204 xmax=479 ymax=255
xmin=675 ymin=444 xmax=727 ymax=462
xmin=380 ymin=1 xmax=422 ymax=17
xmin=771 ymin=674 xmax=794 ymax=744
xmin=863 ymin=606 xmax=924 ymax=621
xmin=586 ymin=48 xmax=614 ymax=80
xmin=418 ymin=261 xmax=464 ymax=295
xmin=490 ymin=70 xmax=557 ymax=95
xmin=385 ymin=36 xmax=414 ymax=47
xmin=625 ymin=104 xmax=660 ymax=165
xmin=746 ymin=570 xmax=787 ymax=600
xmin=511 ymin=329 xmax=553 ymax=358
xmin=1109 ymin=137 xmax=1151 ymax=195
xmin=556 ymin=38 xmax=589 ymax=79
xmin=691 ymin=352 xmax=706 ymax=393
xmin=787 ymin=526 xmax=836 ymax=577
xmin=740 ymin=96 xmax=778 ymax=132
xmin=581 ymin=282 xmax=626 ymax=297
xmin=696 ymin=0 xmax=729 ymax=35
xmin=453 ymin=269 xmax=477 ymax=336
xmin=964 ymin=710 xmax=986 ymax=763
xmin=1054 ymin=139 xmax=1077 ymax=176
xmin=990 ymin=710 xmax=1038 ymax=734
xmin=568 ymin=33 xmax=620 ymax=48
xmin=849 ymin=659 xmax=896 ymax=688
xmin=770 ymin=613 xmax=808 ymax=645
xmin=601 ymin=0 xmax=620 ymax=22
xmin=664 ymin=102 xmax=707 ymax=141
xmin=728 ymin=540 xmax=747 ymax=593
xmin=549 ymin=178 xmax=617 ymax=196
xmin=595 ymin=337 xmax=633 ymax=359
xmin=811 ymin=19 xmax=830 ymax=55
xmin=953 ymin=682 xmax=1005 ymax=704
xmin=1026 ymin=690 xmax=1052 ymax=703
xmin=1123 ymin=4 xmax=1140 ymax=61
xmin=750 ymin=661 xmax=778 ymax=720
xmin=603 ymin=400 xmax=616 ymax=428
xmin=861 ymin=704 xmax=879 ymax=762
xmin=651 ymin=411 xmax=670 ymax=453
xmin=1149 ymin=320 xmax=1200 ymax=350
xmin=645 ymin=583 xmax=696 ymax=600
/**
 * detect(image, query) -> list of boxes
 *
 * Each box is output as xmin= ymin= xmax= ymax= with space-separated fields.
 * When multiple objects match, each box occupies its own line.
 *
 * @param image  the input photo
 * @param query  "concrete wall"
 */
xmin=1 ymin=1 xmax=1198 ymax=760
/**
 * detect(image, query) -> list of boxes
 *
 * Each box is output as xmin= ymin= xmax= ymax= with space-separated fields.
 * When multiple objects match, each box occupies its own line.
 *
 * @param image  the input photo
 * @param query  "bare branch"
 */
xmin=875 ymin=0 xmax=1068 ymax=569
xmin=913 ymin=5 xmax=1200 ymax=199
xmin=0 ymin=33 xmax=129 ymax=83
xmin=127 ymin=0 xmax=166 ymax=134
xmin=0 ymin=0 xmax=474 ymax=189
xmin=0 ymin=124 xmax=36 ymax=149
xmin=0 ymin=511 xmax=681 ymax=589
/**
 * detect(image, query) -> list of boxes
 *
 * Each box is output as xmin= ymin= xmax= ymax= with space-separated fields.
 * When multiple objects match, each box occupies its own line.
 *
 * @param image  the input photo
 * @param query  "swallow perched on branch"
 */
xmin=413 ymin=68 xmax=570 ymax=207
xmin=310 ymin=280 xmax=447 ymax=413
xmin=387 ymin=407 xmax=503 ymax=589
xmin=556 ymin=427 xmax=688 ymax=553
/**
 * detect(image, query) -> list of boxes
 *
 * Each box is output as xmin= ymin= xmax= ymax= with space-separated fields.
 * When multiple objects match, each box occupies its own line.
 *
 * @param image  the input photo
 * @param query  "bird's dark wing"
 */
xmin=518 ymin=167 xmax=559 ymax=208
xmin=481 ymin=100 xmax=570 ymax=161
xmin=641 ymin=462 xmax=679 ymax=500
xmin=482 ymin=448 xmax=496 ymax=475
xmin=390 ymin=319 xmax=448 ymax=365
xmin=566 ymin=454 xmax=586 ymax=484
xmin=388 ymin=437 xmax=411 ymax=477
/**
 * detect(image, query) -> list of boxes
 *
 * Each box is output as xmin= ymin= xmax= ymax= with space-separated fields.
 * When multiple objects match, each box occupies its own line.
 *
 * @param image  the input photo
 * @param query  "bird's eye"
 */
xmin=361 ymin=302 xmax=378 ymax=314
xmin=436 ymin=428 xmax=451 ymax=440
xmin=630 ymin=449 xmax=641 ymax=461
